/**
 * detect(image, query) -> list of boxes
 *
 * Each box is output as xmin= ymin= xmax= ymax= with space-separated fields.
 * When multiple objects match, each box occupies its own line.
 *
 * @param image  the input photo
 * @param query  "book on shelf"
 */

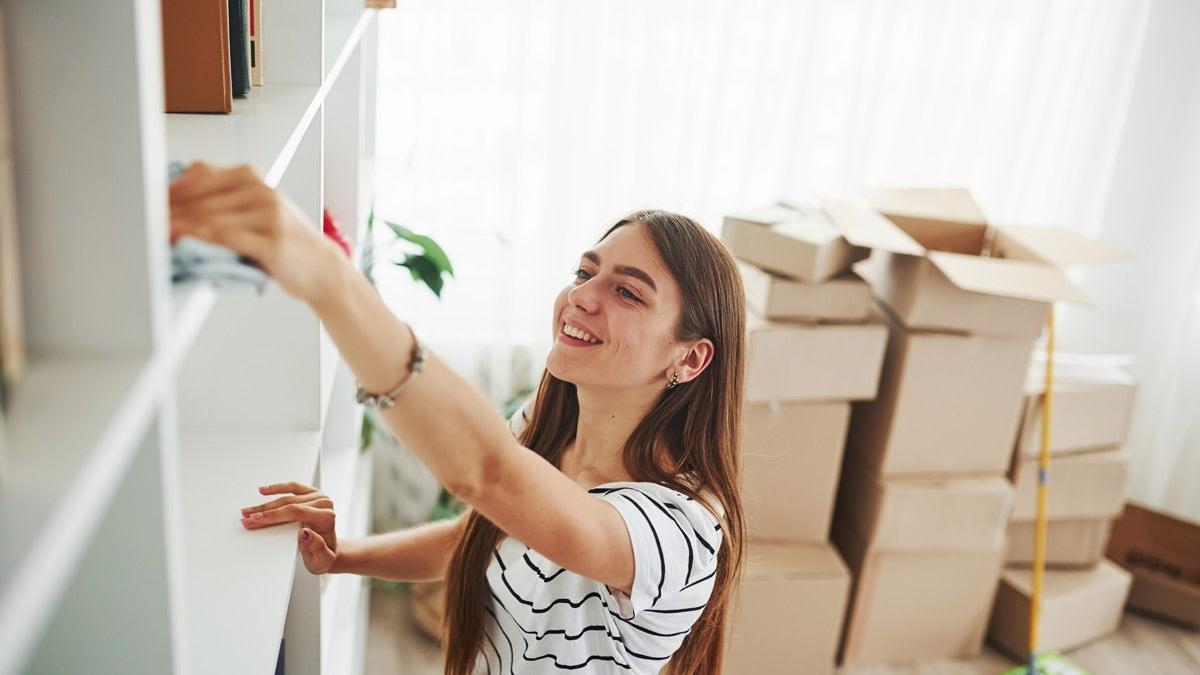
xmin=249 ymin=0 xmax=263 ymax=86
xmin=229 ymin=0 xmax=250 ymax=98
xmin=0 ymin=5 xmax=26 ymax=411
xmin=161 ymin=0 xmax=233 ymax=113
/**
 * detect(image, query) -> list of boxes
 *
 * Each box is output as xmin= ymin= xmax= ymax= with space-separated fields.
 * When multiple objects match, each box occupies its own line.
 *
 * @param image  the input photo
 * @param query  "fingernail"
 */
xmin=242 ymin=518 xmax=252 ymax=528
xmin=248 ymin=512 xmax=261 ymax=520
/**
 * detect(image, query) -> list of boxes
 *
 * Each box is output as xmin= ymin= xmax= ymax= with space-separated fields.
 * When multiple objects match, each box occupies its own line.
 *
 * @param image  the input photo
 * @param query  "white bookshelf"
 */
xmin=0 ymin=0 xmax=380 ymax=673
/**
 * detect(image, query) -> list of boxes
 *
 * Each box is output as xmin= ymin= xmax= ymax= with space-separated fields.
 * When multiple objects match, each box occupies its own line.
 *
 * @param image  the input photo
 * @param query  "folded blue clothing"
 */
xmin=169 ymin=161 xmax=269 ymax=294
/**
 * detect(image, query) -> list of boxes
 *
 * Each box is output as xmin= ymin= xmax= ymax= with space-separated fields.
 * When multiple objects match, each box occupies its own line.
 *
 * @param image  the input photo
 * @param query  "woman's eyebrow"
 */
xmin=582 ymin=250 xmax=657 ymax=293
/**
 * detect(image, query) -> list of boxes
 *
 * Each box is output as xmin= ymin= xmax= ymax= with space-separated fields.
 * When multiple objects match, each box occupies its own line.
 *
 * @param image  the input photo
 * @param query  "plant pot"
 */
xmin=410 ymin=580 xmax=446 ymax=643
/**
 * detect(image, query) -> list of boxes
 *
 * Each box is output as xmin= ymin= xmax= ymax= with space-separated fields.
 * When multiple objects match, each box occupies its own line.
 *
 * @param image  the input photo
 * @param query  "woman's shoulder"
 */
xmin=588 ymin=479 xmax=724 ymax=531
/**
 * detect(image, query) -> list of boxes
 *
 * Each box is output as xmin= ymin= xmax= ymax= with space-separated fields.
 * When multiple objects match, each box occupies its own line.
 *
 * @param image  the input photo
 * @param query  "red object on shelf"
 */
xmin=323 ymin=208 xmax=352 ymax=257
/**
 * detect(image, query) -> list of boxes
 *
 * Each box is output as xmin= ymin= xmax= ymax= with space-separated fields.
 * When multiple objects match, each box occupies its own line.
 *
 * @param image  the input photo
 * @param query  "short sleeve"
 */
xmin=505 ymin=394 xmax=534 ymax=438
xmin=592 ymin=484 xmax=723 ymax=619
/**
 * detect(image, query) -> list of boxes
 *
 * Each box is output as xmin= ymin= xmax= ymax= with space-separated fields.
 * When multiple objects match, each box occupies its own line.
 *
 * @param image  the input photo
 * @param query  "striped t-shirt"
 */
xmin=475 ymin=403 xmax=724 ymax=673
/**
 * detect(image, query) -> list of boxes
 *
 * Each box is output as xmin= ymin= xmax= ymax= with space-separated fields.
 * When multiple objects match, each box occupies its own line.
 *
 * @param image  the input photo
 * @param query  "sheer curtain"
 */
xmin=368 ymin=0 xmax=1154 ymax=450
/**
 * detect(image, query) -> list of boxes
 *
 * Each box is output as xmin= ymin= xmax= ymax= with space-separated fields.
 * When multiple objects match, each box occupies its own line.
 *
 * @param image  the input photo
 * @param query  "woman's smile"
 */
xmin=559 ymin=322 xmax=604 ymax=347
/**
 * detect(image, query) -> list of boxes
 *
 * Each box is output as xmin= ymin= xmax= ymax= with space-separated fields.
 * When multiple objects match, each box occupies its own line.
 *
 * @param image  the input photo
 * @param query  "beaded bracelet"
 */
xmin=355 ymin=323 xmax=426 ymax=410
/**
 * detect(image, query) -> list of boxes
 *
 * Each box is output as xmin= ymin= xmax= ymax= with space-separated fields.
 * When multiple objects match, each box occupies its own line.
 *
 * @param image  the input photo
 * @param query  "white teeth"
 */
xmin=563 ymin=324 xmax=599 ymax=343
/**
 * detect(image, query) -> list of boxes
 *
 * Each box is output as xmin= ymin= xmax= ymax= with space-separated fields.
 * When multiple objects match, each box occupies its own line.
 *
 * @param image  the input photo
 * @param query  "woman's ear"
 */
xmin=674 ymin=338 xmax=715 ymax=384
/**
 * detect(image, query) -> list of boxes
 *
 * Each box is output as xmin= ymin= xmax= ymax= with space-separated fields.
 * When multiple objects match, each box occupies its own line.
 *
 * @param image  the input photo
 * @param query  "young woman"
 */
xmin=169 ymin=162 xmax=747 ymax=674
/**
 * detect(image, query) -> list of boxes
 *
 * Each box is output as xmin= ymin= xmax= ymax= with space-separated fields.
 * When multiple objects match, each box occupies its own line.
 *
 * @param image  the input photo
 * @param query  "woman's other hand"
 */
xmin=241 ymin=481 xmax=339 ymax=575
xmin=169 ymin=161 xmax=347 ymax=307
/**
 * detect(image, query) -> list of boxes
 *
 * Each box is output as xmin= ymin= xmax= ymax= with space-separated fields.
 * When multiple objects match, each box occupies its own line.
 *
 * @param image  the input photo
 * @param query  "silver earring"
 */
xmin=666 ymin=372 xmax=679 ymax=389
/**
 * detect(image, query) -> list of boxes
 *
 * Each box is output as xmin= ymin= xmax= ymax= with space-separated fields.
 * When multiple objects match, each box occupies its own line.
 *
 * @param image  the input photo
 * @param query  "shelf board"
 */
xmin=168 ymin=281 xmax=219 ymax=362
xmin=321 ymin=447 xmax=373 ymax=675
xmin=165 ymin=82 xmax=322 ymax=188
xmin=325 ymin=11 xmax=375 ymax=82
xmin=0 ymin=353 xmax=159 ymax=672
xmin=179 ymin=427 xmax=322 ymax=675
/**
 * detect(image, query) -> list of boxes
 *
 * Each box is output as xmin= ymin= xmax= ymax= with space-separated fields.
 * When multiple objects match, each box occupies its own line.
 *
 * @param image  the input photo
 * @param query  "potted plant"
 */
xmin=355 ymin=207 xmax=463 ymax=640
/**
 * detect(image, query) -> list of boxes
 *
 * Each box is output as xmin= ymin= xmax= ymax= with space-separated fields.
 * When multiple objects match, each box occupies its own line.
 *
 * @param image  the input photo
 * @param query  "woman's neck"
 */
xmin=562 ymin=383 xmax=661 ymax=487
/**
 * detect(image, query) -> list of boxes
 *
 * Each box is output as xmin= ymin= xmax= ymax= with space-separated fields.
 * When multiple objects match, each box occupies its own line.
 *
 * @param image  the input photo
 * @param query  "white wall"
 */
xmin=1059 ymin=0 xmax=1200 ymax=520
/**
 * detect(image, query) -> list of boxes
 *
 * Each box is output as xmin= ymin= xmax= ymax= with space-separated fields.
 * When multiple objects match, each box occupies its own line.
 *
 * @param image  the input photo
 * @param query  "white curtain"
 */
xmin=369 ymin=0 xmax=1177 ymax=497
xmin=1056 ymin=0 xmax=1200 ymax=522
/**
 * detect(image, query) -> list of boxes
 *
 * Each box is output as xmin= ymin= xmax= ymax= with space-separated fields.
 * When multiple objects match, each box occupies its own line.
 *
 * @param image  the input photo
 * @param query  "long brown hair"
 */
xmin=442 ymin=210 xmax=746 ymax=674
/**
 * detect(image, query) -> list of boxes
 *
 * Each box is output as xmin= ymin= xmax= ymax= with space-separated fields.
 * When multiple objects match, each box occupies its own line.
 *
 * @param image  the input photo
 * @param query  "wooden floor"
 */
xmin=365 ymin=586 xmax=1200 ymax=674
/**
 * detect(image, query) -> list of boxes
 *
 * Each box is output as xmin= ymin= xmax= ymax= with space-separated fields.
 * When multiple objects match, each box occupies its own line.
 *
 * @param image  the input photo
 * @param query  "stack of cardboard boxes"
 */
xmin=823 ymin=189 xmax=1123 ymax=666
xmin=718 ymin=203 xmax=889 ymax=674
xmin=987 ymin=354 xmax=1137 ymax=658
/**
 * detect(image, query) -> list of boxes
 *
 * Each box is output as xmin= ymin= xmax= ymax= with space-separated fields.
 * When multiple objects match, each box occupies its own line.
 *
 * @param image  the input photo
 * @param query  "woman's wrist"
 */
xmin=306 ymin=237 xmax=355 ymax=313
xmin=329 ymin=536 xmax=359 ymax=575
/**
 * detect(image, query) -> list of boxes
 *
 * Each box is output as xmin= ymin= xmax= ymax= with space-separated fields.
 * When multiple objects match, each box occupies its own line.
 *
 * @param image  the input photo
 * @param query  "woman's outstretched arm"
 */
xmin=170 ymin=162 xmax=639 ymax=595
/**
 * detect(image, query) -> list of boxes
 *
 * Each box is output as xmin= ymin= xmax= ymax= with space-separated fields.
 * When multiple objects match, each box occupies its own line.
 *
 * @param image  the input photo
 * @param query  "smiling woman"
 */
xmin=170 ymin=166 xmax=745 ymax=675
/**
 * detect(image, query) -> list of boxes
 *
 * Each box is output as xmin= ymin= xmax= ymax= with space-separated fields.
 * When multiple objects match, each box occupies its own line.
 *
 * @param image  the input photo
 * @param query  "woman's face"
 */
xmin=547 ymin=223 xmax=689 ymax=390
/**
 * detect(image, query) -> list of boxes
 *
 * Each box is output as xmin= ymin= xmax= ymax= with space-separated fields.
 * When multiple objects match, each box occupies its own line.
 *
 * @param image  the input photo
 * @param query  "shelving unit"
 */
xmin=0 ymin=0 xmax=380 ymax=673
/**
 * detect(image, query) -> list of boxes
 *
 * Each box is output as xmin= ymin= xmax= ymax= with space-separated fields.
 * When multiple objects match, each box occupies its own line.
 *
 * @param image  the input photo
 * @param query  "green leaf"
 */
xmin=396 ymin=254 xmax=445 ymax=297
xmin=384 ymin=220 xmax=455 ymax=277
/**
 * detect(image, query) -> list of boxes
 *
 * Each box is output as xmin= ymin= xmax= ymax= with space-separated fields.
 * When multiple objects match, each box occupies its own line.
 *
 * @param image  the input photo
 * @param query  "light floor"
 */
xmin=365 ymin=586 xmax=1200 ymax=674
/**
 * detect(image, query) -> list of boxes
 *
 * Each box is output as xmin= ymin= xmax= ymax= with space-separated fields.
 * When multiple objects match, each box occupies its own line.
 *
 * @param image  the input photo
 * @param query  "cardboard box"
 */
xmin=738 ymin=261 xmax=871 ymax=322
xmin=741 ymin=401 xmax=850 ymax=542
xmin=1106 ymin=502 xmax=1200 ymax=628
xmin=1015 ymin=363 xmax=1137 ymax=458
xmin=824 ymin=190 xmax=1122 ymax=338
xmin=1124 ymin=570 xmax=1200 ymax=629
xmin=846 ymin=305 xmax=1035 ymax=477
xmin=721 ymin=204 xmax=871 ymax=283
xmin=1004 ymin=518 xmax=1113 ymax=568
xmin=1010 ymin=450 xmax=1129 ymax=521
xmin=988 ymin=561 xmax=1132 ymax=658
xmin=834 ymin=455 xmax=1013 ymax=552
xmin=745 ymin=313 xmax=887 ymax=403
xmin=833 ymin=520 xmax=1004 ymax=665
xmin=724 ymin=542 xmax=851 ymax=675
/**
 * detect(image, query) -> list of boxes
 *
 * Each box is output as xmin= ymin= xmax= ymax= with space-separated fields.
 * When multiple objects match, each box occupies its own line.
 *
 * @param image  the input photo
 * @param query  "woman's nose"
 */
xmin=568 ymin=278 xmax=601 ymax=312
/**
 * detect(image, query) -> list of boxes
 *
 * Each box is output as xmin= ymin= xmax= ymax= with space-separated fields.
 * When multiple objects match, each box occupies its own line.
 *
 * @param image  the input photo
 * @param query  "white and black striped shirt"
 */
xmin=476 ymin=404 xmax=723 ymax=673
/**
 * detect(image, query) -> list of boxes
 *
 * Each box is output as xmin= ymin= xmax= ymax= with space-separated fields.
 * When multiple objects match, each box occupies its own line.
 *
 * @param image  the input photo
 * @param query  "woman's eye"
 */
xmin=573 ymin=267 xmax=591 ymax=281
xmin=618 ymin=287 xmax=641 ymax=303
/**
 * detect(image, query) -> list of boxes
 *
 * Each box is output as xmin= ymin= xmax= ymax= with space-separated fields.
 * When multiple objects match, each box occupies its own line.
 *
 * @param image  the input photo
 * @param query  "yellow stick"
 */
xmin=1028 ymin=306 xmax=1055 ymax=662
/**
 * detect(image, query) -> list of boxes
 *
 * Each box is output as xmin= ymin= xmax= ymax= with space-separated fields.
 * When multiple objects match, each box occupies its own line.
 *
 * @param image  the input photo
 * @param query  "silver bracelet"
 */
xmin=355 ymin=323 xmax=426 ymax=410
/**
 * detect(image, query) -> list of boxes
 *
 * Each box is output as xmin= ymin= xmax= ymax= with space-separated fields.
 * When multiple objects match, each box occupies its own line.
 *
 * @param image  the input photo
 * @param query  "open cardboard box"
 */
xmin=820 ymin=189 xmax=1127 ymax=339
xmin=737 ymin=260 xmax=871 ymax=322
xmin=1106 ymin=502 xmax=1200 ymax=628
xmin=722 ymin=204 xmax=872 ymax=284
xmin=724 ymin=541 xmax=851 ymax=675
xmin=745 ymin=311 xmax=887 ymax=403
xmin=741 ymin=401 xmax=851 ymax=542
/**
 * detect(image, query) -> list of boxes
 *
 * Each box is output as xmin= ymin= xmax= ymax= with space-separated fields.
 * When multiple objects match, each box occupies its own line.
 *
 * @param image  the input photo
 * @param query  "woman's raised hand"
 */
xmin=169 ymin=161 xmax=346 ymax=307
xmin=241 ymin=481 xmax=339 ymax=575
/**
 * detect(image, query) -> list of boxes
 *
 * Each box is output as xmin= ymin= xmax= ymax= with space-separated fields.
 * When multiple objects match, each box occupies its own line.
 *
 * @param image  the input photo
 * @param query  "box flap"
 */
xmin=771 ymin=215 xmax=842 ymax=246
xmin=993 ymin=226 xmax=1130 ymax=268
xmin=928 ymin=252 xmax=1091 ymax=304
xmin=820 ymin=198 xmax=925 ymax=255
xmin=725 ymin=204 xmax=799 ymax=225
xmin=864 ymin=187 xmax=987 ymax=225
